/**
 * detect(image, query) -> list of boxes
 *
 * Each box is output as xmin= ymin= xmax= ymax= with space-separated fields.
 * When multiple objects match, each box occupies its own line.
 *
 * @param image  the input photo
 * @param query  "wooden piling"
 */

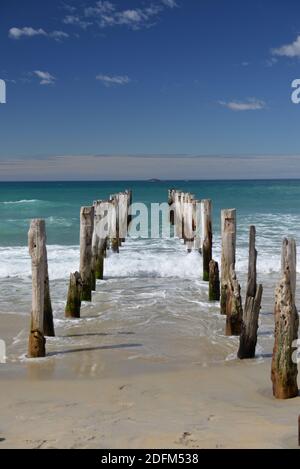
xmin=201 ymin=200 xmax=212 ymax=281
xmin=174 ymin=191 xmax=182 ymax=238
xmin=193 ymin=200 xmax=201 ymax=252
xmin=93 ymin=200 xmax=109 ymax=280
xmin=221 ymin=209 xmax=236 ymax=315
xmin=209 ymin=260 xmax=220 ymax=301
xmin=28 ymin=219 xmax=46 ymax=358
xmin=168 ymin=189 xmax=175 ymax=225
xmin=184 ymin=195 xmax=194 ymax=252
xmin=65 ymin=272 xmax=82 ymax=318
xmin=80 ymin=206 xmax=94 ymax=301
xmin=271 ymin=238 xmax=299 ymax=399
xmin=127 ymin=189 xmax=133 ymax=229
xmin=91 ymin=227 xmax=98 ymax=292
xmin=238 ymin=226 xmax=263 ymax=359
xmin=225 ymin=265 xmax=243 ymax=336
xmin=119 ymin=192 xmax=128 ymax=243
xmin=109 ymin=197 xmax=119 ymax=253
xmin=43 ymin=247 xmax=55 ymax=337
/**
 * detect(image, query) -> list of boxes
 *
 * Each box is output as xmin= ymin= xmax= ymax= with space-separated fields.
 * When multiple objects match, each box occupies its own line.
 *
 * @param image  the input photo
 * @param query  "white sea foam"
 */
xmin=1 ymin=199 xmax=41 ymax=205
xmin=0 ymin=236 xmax=290 ymax=281
xmin=0 ymin=245 xmax=79 ymax=279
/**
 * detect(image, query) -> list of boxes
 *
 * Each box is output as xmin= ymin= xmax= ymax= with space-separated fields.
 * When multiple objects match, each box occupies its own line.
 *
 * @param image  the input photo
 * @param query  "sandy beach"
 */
xmin=0 ymin=305 xmax=299 ymax=450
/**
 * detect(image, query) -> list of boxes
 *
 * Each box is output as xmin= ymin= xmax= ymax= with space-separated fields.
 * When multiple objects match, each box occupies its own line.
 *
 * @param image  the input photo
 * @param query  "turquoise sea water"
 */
xmin=1 ymin=179 xmax=300 ymax=246
xmin=1 ymin=179 xmax=300 ymax=365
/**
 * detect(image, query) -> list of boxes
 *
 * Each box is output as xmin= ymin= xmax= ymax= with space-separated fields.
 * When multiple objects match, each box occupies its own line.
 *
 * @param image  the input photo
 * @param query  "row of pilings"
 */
xmin=168 ymin=189 xmax=299 ymax=400
xmin=26 ymin=186 xmax=298 ymax=402
xmin=27 ymin=189 xmax=132 ymax=359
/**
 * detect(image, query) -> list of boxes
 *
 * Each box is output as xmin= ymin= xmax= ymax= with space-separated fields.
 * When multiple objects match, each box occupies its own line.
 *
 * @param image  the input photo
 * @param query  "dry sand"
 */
xmin=0 ymin=313 xmax=299 ymax=449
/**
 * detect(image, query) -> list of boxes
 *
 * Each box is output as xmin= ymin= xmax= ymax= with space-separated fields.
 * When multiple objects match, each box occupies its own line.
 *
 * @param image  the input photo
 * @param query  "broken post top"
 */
xmin=221 ymin=209 xmax=237 ymax=284
xmin=80 ymin=206 xmax=94 ymax=220
xmin=246 ymin=225 xmax=257 ymax=299
xmin=28 ymin=219 xmax=46 ymax=263
xmin=221 ymin=208 xmax=236 ymax=223
xmin=281 ymin=238 xmax=297 ymax=301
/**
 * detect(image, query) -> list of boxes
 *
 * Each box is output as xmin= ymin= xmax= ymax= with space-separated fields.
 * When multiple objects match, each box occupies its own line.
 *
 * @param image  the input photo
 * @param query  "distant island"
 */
xmin=147 ymin=178 xmax=161 ymax=183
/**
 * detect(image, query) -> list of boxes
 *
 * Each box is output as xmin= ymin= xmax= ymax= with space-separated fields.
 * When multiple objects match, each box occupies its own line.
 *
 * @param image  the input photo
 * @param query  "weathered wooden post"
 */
xmin=109 ymin=196 xmax=119 ymax=253
xmin=127 ymin=189 xmax=133 ymax=229
xmin=91 ymin=211 xmax=98 ymax=292
xmin=65 ymin=272 xmax=82 ymax=318
xmin=221 ymin=209 xmax=242 ymax=335
xmin=168 ymin=189 xmax=175 ymax=225
xmin=28 ymin=219 xmax=46 ymax=358
xmin=201 ymin=199 xmax=212 ymax=281
xmin=271 ymin=238 xmax=299 ymax=399
xmin=238 ymin=226 xmax=263 ymax=359
xmin=209 ymin=260 xmax=220 ymax=301
xmin=221 ymin=209 xmax=236 ymax=314
xmin=174 ymin=191 xmax=182 ymax=238
xmin=80 ymin=206 xmax=94 ymax=301
xmin=193 ymin=199 xmax=202 ymax=252
xmin=184 ymin=194 xmax=194 ymax=252
xmin=225 ymin=266 xmax=243 ymax=336
xmin=181 ymin=192 xmax=186 ymax=241
xmin=119 ymin=192 xmax=128 ymax=243
xmin=93 ymin=200 xmax=109 ymax=280
xmin=43 ymin=247 xmax=55 ymax=337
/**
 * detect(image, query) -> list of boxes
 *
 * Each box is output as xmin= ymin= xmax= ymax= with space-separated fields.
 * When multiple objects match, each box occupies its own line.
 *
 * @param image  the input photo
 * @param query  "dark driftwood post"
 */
xmin=80 ymin=206 xmax=94 ymax=301
xmin=127 ymin=189 xmax=133 ymax=229
xmin=225 ymin=265 xmax=243 ymax=336
xmin=202 ymin=199 xmax=212 ymax=281
xmin=238 ymin=226 xmax=263 ymax=359
xmin=168 ymin=189 xmax=175 ymax=225
xmin=209 ymin=260 xmax=220 ymax=301
xmin=271 ymin=238 xmax=299 ymax=399
xmin=28 ymin=219 xmax=46 ymax=358
xmin=221 ymin=209 xmax=236 ymax=315
xmin=65 ymin=272 xmax=82 ymax=318
xmin=43 ymin=247 xmax=55 ymax=337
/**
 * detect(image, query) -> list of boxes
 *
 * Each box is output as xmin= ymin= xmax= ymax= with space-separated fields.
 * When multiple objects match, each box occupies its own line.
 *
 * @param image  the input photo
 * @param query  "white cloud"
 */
xmin=34 ymin=70 xmax=56 ymax=85
xmin=62 ymin=1 xmax=177 ymax=31
xmin=272 ymin=35 xmax=300 ymax=58
xmin=50 ymin=30 xmax=69 ymax=40
xmin=265 ymin=57 xmax=278 ymax=67
xmin=96 ymin=74 xmax=131 ymax=86
xmin=161 ymin=0 xmax=178 ymax=8
xmin=9 ymin=27 xmax=47 ymax=39
xmin=219 ymin=98 xmax=266 ymax=111
xmin=63 ymin=15 xmax=91 ymax=29
xmin=8 ymin=26 xmax=69 ymax=41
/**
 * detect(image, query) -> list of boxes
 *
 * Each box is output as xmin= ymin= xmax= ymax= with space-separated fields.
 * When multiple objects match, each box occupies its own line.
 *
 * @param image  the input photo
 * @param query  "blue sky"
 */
xmin=0 ymin=0 xmax=300 ymax=177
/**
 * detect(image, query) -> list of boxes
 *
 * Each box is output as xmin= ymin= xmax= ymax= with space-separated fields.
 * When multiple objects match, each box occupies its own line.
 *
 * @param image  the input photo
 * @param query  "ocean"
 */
xmin=0 ymin=180 xmax=300 ymax=369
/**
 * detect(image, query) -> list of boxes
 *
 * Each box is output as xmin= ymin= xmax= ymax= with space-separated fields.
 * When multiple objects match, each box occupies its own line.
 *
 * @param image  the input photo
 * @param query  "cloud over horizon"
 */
xmin=219 ymin=98 xmax=266 ymax=111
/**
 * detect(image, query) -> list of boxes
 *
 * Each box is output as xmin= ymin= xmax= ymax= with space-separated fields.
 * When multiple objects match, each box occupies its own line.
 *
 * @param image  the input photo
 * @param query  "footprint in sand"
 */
xmin=177 ymin=432 xmax=198 ymax=447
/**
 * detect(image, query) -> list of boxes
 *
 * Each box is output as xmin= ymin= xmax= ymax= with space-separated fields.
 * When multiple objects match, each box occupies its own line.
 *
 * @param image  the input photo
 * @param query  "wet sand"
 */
xmin=0 ymin=312 xmax=299 ymax=449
